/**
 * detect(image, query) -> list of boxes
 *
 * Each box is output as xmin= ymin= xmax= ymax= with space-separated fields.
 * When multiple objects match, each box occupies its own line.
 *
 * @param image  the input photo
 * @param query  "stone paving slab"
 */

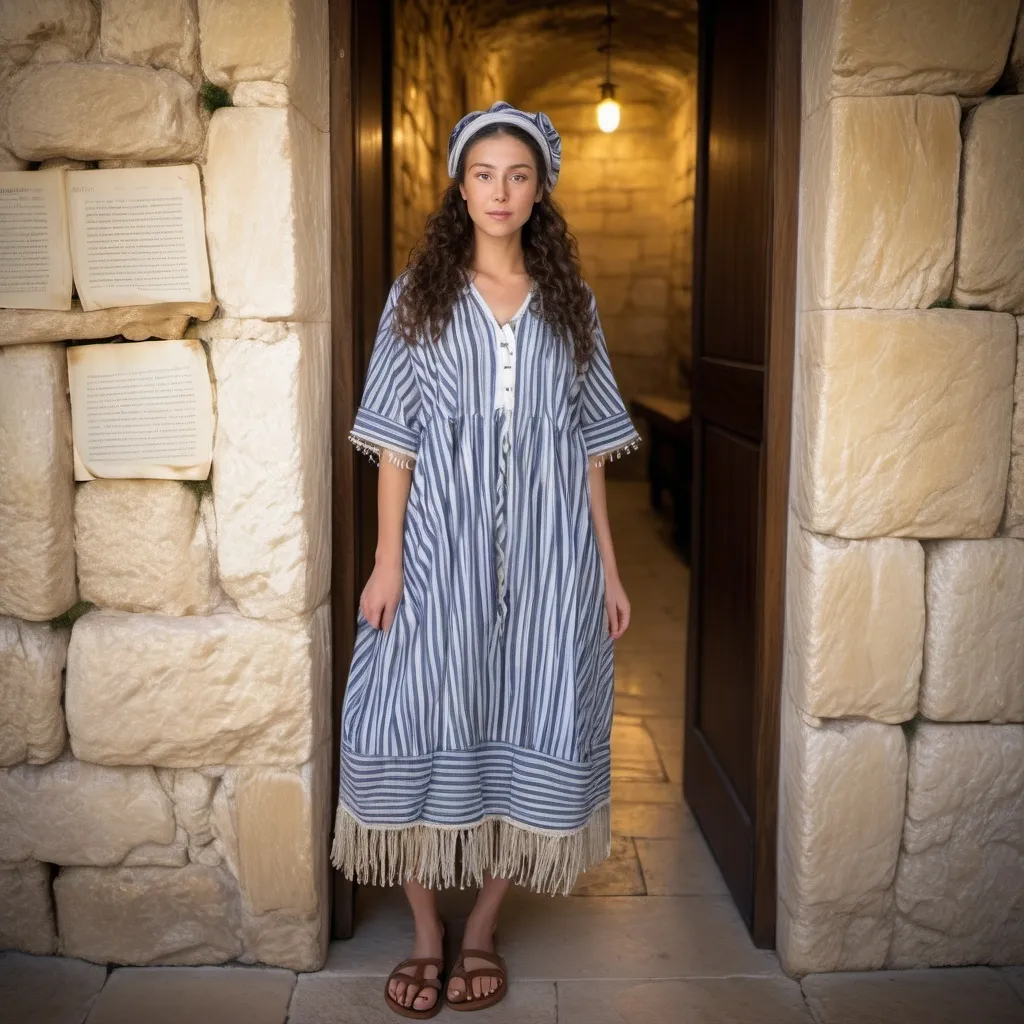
xmin=324 ymin=883 xmax=781 ymax=981
xmin=0 ymin=952 xmax=106 ymax=1024
xmin=557 ymin=977 xmax=814 ymax=1024
xmin=82 ymin=965 xmax=295 ymax=1024
xmin=635 ymin=835 xmax=729 ymax=896
xmin=1004 ymin=967 xmax=1024 ymax=1003
xmin=801 ymin=967 xmax=1024 ymax=1024
xmin=289 ymin=975 xmax=556 ymax=1023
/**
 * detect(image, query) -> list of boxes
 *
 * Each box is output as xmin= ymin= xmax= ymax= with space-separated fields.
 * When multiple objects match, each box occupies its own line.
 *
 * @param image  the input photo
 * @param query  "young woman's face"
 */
xmin=459 ymin=133 xmax=544 ymax=239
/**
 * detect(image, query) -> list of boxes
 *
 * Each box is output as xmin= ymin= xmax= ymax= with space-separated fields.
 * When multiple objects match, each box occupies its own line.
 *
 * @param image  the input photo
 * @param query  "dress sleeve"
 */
xmin=349 ymin=279 xmax=423 ymax=470
xmin=579 ymin=291 xmax=643 ymax=468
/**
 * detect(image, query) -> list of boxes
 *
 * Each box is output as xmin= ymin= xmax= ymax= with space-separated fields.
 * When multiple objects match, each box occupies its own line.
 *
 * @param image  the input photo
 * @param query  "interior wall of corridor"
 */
xmin=779 ymin=0 xmax=1024 ymax=976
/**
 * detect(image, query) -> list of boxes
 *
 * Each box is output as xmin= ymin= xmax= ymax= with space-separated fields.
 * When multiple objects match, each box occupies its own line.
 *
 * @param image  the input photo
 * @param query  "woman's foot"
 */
xmin=446 ymin=910 xmax=502 ymax=1003
xmin=389 ymin=917 xmax=445 ymax=1013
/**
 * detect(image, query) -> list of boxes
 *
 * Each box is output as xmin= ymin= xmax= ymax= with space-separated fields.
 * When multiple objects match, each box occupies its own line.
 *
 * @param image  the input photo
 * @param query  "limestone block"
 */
xmin=204 ymin=107 xmax=329 ymax=321
xmin=55 ymin=864 xmax=242 ymax=965
xmin=777 ymin=693 xmax=907 ymax=974
xmin=207 ymin=323 xmax=330 ymax=618
xmin=953 ymin=97 xmax=1024 ymax=314
xmin=0 ymin=299 xmax=217 ymax=346
xmin=234 ymin=746 xmax=328 ymax=917
xmin=75 ymin=481 xmax=218 ymax=616
xmin=888 ymin=723 xmax=1024 ymax=967
xmin=242 ymin=903 xmax=328 ymax=971
xmin=0 ymin=0 xmax=97 ymax=64
xmin=66 ymin=605 xmax=330 ymax=767
xmin=795 ymin=310 xmax=1016 ymax=538
xmin=0 ymin=345 xmax=76 ymax=621
xmin=921 ymin=540 xmax=1024 ymax=723
xmin=1005 ymin=6 xmax=1024 ymax=92
xmin=6 ymin=63 xmax=202 ymax=162
xmin=123 ymin=831 xmax=190 ymax=869
xmin=1006 ymin=320 xmax=1024 ymax=537
xmin=99 ymin=0 xmax=199 ymax=79
xmin=0 ymin=757 xmax=175 ymax=865
xmin=198 ymin=0 xmax=328 ymax=131
xmin=803 ymin=1 xmax=1019 ymax=117
xmin=0 ymin=862 xmax=56 ymax=955
xmin=172 ymin=771 xmax=218 ymax=851
xmin=231 ymin=81 xmax=291 ymax=108
xmin=0 ymin=618 xmax=68 ymax=766
xmin=786 ymin=527 xmax=923 ymax=723
xmin=800 ymin=96 xmax=960 ymax=310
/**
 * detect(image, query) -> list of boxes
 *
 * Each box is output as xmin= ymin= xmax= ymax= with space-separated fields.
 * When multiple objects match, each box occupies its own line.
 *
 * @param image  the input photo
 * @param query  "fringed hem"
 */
xmin=588 ymin=433 xmax=643 ymax=469
xmin=330 ymin=801 xmax=611 ymax=897
xmin=349 ymin=432 xmax=418 ymax=470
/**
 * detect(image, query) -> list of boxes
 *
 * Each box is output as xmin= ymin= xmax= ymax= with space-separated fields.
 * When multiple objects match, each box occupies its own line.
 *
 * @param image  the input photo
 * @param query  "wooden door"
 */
xmin=683 ymin=0 xmax=800 ymax=948
xmin=328 ymin=0 xmax=393 ymax=940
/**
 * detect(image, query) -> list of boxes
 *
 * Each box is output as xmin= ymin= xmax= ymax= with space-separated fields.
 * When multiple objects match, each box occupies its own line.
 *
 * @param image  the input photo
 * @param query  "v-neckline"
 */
xmin=467 ymin=276 xmax=534 ymax=330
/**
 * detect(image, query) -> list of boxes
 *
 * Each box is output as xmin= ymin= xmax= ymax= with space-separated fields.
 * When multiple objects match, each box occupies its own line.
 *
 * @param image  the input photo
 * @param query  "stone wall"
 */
xmin=518 ymin=80 xmax=696 ymax=401
xmin=391 ymin=0 xmax=503 ymax=275
xmin=779 ymin=0 xmax=1024 ymax=975
xmin=0 ymin=0 xmax=331 ymax=971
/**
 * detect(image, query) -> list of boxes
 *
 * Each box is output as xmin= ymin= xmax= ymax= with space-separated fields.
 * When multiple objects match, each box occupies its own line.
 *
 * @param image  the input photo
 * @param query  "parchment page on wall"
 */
xmin=0 ymin=169 xmax=73 ymax=311
xmin=65 ymin=165 xmax=212 ymax=311
xmin=67 ymin=339 xmax=214 ymax=481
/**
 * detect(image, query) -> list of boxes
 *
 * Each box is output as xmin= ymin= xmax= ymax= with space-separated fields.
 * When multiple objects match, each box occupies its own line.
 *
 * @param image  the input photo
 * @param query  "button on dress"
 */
xmin=332 ymin=274 xmax=643 ymax=895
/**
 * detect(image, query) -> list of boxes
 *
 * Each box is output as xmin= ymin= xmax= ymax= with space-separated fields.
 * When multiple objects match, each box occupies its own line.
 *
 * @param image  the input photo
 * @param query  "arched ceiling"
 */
xmin=465 ymin=1 xmax=698 ymax=104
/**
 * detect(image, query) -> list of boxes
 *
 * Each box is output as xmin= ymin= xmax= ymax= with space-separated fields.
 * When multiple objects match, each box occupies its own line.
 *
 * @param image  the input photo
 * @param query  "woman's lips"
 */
xmin=487 ymin=211 xmax=512 ymax=219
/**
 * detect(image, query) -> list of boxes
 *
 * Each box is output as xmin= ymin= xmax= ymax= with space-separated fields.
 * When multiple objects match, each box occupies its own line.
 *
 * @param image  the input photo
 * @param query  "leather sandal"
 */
xmin=445 ymin=947 xmax=508 ymax=1011
xmin=384 ymin=955 xmax=445 ymax=1019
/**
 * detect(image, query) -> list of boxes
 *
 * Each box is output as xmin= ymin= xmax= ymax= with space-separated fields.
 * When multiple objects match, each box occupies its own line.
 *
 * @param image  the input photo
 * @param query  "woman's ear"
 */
xmin=459 ymin=181 xmax=468 ymax=201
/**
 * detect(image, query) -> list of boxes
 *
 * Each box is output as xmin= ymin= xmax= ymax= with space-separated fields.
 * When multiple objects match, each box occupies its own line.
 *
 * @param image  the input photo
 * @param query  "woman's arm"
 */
xmin=588 ymin=462 xmax=631 ymax=640
xmin=360 ymin=452 xmax=414 ymax=631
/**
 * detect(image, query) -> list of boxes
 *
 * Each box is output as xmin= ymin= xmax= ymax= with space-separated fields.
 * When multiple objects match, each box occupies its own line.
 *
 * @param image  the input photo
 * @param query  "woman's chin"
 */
xmin=471 ymin=215 xmax=526 ymax=238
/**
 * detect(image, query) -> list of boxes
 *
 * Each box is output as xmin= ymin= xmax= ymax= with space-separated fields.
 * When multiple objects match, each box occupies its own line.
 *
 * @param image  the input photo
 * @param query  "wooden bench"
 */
xmin=629 ymin=394 xmax=692 ymax=562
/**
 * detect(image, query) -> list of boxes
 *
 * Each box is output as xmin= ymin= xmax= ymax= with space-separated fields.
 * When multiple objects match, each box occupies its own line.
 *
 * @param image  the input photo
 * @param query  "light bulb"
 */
xmin=597 ymin=96 xmax=620 ymax=133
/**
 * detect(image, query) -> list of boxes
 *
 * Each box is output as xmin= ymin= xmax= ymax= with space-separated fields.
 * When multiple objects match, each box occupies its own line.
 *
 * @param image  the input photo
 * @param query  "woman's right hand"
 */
xmin=359 ymin=559 xmax=404 ymax=632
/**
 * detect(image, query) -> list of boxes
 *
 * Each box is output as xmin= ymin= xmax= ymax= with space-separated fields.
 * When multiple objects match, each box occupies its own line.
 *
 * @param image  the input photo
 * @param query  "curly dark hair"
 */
xmin=393 ymin=123 xmax=597 ymax=373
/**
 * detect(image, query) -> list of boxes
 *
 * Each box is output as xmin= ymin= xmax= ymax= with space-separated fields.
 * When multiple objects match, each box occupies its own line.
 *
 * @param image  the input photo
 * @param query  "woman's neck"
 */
xmin=470 ymin=227 xmax=528 ymax=279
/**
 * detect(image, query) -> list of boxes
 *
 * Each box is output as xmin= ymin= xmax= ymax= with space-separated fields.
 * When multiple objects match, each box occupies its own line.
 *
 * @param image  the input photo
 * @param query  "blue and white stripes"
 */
xmin=333 ymin=275 xmax=642 ymax=894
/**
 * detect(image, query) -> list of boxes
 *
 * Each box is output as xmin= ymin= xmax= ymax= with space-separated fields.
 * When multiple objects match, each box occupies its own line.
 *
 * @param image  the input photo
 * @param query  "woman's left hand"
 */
xmin=604 ymin=574 xmax=631 ymax=640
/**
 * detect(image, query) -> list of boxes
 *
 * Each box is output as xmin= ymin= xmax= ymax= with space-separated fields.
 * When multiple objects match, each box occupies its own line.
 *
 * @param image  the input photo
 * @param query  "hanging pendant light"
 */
xmin=596 ymin=1 xmax=621 ymax=133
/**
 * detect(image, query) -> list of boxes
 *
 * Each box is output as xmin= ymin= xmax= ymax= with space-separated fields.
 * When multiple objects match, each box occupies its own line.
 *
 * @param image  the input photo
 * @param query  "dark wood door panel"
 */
xmin=702 ymin=0 xmax=771 ymax=367
xmin=684 ymin=0 xmax=800 ymax=949
xmin=695 ymin=424 xmax=760 ymax=812
xmin=693 ymin=359 xmax=764 ymax=441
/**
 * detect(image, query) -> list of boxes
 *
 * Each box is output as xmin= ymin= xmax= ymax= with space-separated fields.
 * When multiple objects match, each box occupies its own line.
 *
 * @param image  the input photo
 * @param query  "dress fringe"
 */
xmin=589 ymin=434 xmax=643 ymax=469
xmin=330 ymin=800 xmax=611 ymax=897
xmin=349 ymin=432 xmax=417 ymax=470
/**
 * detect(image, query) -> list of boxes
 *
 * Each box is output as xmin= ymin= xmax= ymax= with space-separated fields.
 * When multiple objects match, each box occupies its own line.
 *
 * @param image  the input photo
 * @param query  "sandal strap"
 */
xmin=389 ymin=956 xmax=444 ymax=983
xmin=455 ymin=949 xmax=506 ymax=970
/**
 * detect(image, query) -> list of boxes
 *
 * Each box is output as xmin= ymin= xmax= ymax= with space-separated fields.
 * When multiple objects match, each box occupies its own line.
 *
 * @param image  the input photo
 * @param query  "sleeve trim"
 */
xmin=349 ymin=431 xmax=418 ymax=470
xmin=351 ymin=406 xmax=421 ymax=457
xmin=581 ymin=409 xmax=641 ymax=457
xmin=588 ymin=432 xmax=643 ymax=468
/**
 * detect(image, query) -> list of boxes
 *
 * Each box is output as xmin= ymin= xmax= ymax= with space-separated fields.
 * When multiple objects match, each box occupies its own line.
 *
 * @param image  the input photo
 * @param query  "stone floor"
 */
xmin=4 ymin=482 xmax=1024 ymax=1023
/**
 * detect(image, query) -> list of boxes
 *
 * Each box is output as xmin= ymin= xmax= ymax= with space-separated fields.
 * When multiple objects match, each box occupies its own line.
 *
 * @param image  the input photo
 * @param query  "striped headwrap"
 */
xmin=447 ymin=100 xmax=563 ymax=192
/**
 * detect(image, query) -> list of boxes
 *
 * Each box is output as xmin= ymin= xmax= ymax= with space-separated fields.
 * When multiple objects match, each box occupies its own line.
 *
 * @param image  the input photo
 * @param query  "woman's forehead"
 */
xmin=465 ymin=133 xmax=537 ymax=171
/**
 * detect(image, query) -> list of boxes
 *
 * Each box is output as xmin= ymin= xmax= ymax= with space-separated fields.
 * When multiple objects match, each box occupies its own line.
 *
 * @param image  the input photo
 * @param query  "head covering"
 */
xmin=447 ymin=100 xmax=562 ymax=191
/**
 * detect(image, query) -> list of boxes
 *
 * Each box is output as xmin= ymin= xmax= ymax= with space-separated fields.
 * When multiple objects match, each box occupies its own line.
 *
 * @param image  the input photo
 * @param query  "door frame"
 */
xmin=328 ymin=0 xmax=800 ymax=947
xmin=683 ymin=0 xmax=801 ymax=949
xmin=328 ymin=0 xmax=393 ymax=940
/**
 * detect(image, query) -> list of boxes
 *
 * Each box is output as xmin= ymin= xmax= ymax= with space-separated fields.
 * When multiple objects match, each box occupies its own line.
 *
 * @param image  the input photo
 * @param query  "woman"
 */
xmin=331 ymin=101 xmax=642 ymax=1017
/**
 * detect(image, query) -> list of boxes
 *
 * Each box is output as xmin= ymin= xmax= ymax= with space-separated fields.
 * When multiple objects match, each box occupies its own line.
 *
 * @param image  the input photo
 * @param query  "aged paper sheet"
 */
xmin=0 ymin=169 xmax=73 ymax=310
xmin=67 ymin=339 xmax=214 ymax=481
xmin=66 ymin=165 xmax=212 ymax=311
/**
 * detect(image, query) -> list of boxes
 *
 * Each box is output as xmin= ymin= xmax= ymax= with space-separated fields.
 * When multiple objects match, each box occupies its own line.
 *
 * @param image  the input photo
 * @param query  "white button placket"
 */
xmin=492 ymin=314 xmax=520 ymax=639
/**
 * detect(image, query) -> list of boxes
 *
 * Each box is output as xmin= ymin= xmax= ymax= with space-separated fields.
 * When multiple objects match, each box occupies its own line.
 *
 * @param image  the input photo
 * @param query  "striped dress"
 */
xmin=331 ymin=274 xmax=642 ymax=896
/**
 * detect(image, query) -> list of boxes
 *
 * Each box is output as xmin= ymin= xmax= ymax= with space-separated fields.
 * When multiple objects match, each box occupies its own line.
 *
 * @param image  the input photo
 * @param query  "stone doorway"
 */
xmin=329 ymin=0 xmax=797 ymax=953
